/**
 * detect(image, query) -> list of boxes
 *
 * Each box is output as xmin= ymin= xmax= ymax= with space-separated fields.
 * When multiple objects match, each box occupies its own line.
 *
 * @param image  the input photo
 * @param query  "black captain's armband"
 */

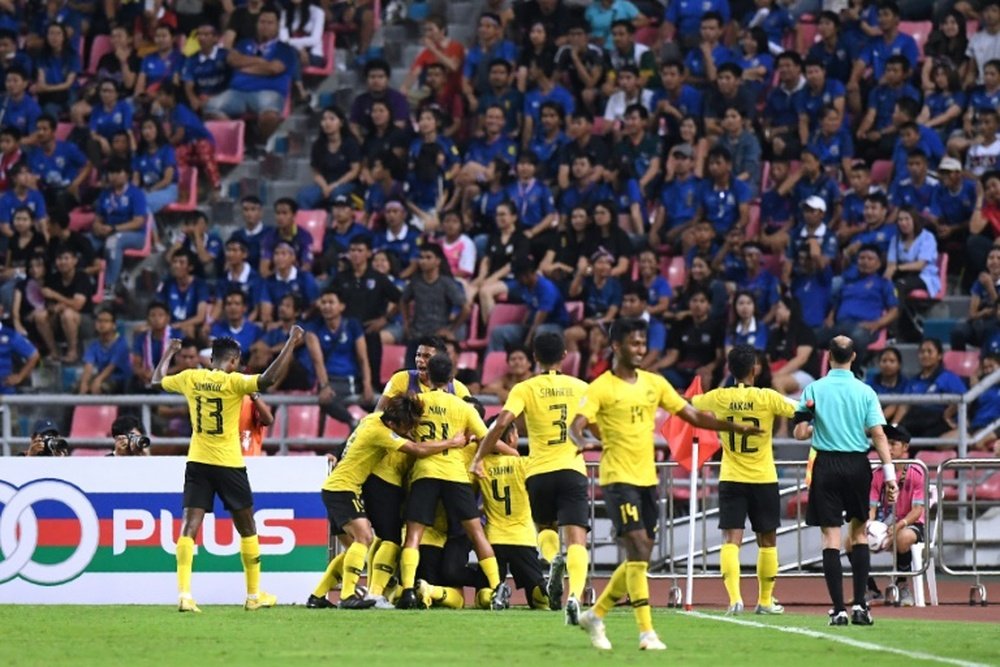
xmin=792 ymin=411 xmax=814 ymax=425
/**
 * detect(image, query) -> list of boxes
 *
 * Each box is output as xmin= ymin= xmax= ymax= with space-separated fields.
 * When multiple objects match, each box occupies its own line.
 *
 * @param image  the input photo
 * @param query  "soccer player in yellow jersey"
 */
xmin=396 ymin=354 xmax=509 ymax=611
xmin=470 ymin=332 xmax=590 ymax=624
xmin=151 ymin=327 xmax=304 ymax=613
xmin=474 ymin=418 xmax=551 ymax=610
xmin=690 ymin=344 xmax=797 ymax=616
xmin=313 ymin=394 xmax=467 ymax=609
xmin=569 ymin=318 xmax=761 ymax=651
xmin=375 ymin=335 xmax=471 ymax=410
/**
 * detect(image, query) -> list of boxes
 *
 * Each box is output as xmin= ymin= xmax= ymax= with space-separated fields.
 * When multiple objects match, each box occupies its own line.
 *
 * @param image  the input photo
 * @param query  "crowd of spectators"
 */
xmin=0 ymin=0 xmax=999 ymax=450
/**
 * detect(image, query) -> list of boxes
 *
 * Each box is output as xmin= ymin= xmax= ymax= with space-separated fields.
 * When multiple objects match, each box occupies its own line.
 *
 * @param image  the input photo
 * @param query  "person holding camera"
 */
xmin=109 ymin=415 xmax=151 ymax=457
xmin=23 ymin=419 xmax=69 ymax=456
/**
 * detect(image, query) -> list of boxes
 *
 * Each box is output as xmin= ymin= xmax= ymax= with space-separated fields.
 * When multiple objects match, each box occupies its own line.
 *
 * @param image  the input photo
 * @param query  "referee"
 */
xmin=793 ymin=336 xmax=898 ymax=627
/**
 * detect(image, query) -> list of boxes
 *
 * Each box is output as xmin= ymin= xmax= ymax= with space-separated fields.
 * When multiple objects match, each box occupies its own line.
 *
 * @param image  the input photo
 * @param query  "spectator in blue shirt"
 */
xmin=789 ymin=148 xmax=842 ymax=224
xmin=372 ymin=198 xmax=421 ymax=279
xmin=204 ymin=7 xmax=299 ymax=146
xmin=262 ymin=241 xmax=320 ymax=316
xmin=558 ymin=153 xmax=614 ymax=222
xmin=758 ymin=158 xmax=795 ymax=255
xmin=216 ymin=236 xmax=266 ymax=322
xmin=744 ymin=0 xmax=793 ymax=51
xmin=0 ymin=67 xmax=40 ymax=137
xmin=91 ymin=158 xmax=149 ymax=289
xmin=856 ymin=55 xmax=920 ymax=161
xmin=29 ymin=114 xmax=90 ymax=213
xmin=652 ymin=60 xmax=703 ymax=140
xmin=155 ymin=250 xmax=210 ymax=338
xmin=504 ymin=151 xmax=557 ymax=241
xmin=790 ymin=244 xmax=833 ymax=329
xmin=34 ymin=23 xmax=79 ymax=118
xmin=489 ymin=255 xmax=568 ymax=352
xmin=784 ymin=195 xmax=839 ymax=284
xmin=78 ymin=307 xmax=131 ymax=395
xmin=889 ymin=150 xmax=942 ymax=223
xmin=318 ymin=194 xmax=371 ymax=277
xmin=156 ymin=82 xmax=222 ymax=193
xmin=619 ymin=283 xmax=667 ymax=370
xmin=476 ymin=59 xmax=523 ymax=138
xmin=564 ymin=249 xmax=623 ymax=352
xmin=528 ymin=100 xmax=568 ymax=182
xmin=89 ymin=80 xmax=134 ymax=161
xmin=133 ymin=118 xmax=179 ymax=214
xmin=798 ymin=57 xmax=847 ymax=142
xmin=896 ymin=338 xmax=968 ymax=438
xmin=171 ymin=211 xmax=224 ymax=280
xmin=866 ymin=346 xmax=908 ymax=422
xmin=663 ymin=0 xmax=731 ymax=49
xmin=725 ymin=290 xmax=769 ymax=353
xmin=843 ymin=192 xmax=897 ymax=271
xmin=734 ymin=27 xmax=774 ymax=101
xmin=459 ymin=104 xmax=519 ymax=186
xmin=807 ymin=11 xmax=854 ymax=84
xmin=885 ymin=207 xmax=940 ymax=300
xmin=182 ymin=22 xmax=230 ymax=110
xmin=0 ymin=162 xmax=48 ymax=234
xmin=849 ymin=1 xmax=919 ymax=91
xmin=936 ymin=157 xmax=977 ymax=243
xmin=463 ymin=13 xmax=518 ymax=97
xmin=699 ymin=145 xmax=751 ymax=236
xmin=762 ymin=51 xmax=805 ymax=159
xmin=650 ymin=142 xmax=700 ymax=249
xmin=0 ymin=300 xmax=39 ymax=393
xmin=136 ymin=24 xmax=184 ymax=97
xmin=733 ymin=242 xmax=781 ymax=321
xmin=920 ymin=63 xmax=966 ymax=143
xmin=522 ymin=59 xmax=575 ymax=144
xmin=890 ymin=97 xmax=944 ymax=180
xmin=808 ymin=106 xmax=855 ymax=179
xmin=818 ymin=244 xmax=899 ymax=350
xmin=209 ymin=290 xmax=264 ymax=361
xmin=684 ymin=12 xmax=735 ymax=87
xmin=260 ymin=198 xmax=315 ymax=276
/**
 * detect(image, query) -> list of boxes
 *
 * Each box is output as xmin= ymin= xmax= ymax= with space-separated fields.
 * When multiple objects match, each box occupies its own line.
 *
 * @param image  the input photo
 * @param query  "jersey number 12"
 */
xmin=725 ymin=416 xmax=760 ymax=453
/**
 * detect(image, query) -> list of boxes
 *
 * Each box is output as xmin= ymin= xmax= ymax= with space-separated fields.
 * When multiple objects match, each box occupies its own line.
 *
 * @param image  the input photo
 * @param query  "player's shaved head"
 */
xmin=382 ymin=394 xmax=423 ymax=432
xmin=830 ymin=336 xmax=856 ymax=365
xmin=533 ymin=332 xmax=565 ymax=367
xmin=211 ymin=337 xmax=242 ymax=366
xmin=728 ymin=344 xmax=757 ymax=381
xmin=427 ymin=353 xmax=453 ymax=385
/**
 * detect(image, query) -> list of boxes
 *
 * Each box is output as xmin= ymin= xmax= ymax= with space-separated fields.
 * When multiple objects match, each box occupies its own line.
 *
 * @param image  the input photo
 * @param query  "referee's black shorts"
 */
xmin=718 ymin=481 xmax=781 ymax=533
xmin=806 ymin=451 xmax=872 ymax=527
xmin=362 ymin=474 xmax=404 ymax=541
xmin=526 ymin=469 xmax=590 ymax=529
xmin=183 ymin=461 xmax=254 ymax=512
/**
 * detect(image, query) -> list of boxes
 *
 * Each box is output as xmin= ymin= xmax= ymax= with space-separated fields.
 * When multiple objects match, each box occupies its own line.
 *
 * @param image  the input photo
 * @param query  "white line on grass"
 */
xmin=685 ymin=611 xmax=993 ymax=667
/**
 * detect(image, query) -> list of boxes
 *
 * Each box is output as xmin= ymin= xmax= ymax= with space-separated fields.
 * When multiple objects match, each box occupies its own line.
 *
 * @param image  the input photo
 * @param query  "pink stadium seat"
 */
xmin=592 ymin=117 xmax=609 ymax=135
xmin=943 ymin=350 xmax=980 ymax=379
xmin=916 ymin=449 xmax=957 ymax=487
xmin=70 ymin=405 xmax=119 ymax=438
xmin=380 ymin=344 xmax=407 ymax=384
xmin=91 ymin=260 xmax=106 ymax=304
xmin=72 ymin=448 xmax=107 ymax=456
xmin=483 ymin=404 xmax=502 ymax=421
xmin=746 ymin=202 xmax=760 ymax=239
xmin=635 ymin=25 xmax=658 ymax=47
xmin=906 ymin=254 xmax=948 ymax=300
xmin=55 ymin=122 xmax=74 ymax=141
xmin=760 ymin=254 xmax=782 ymax=277
xmin=899 ymin=21 xmax=932 ymax=57
xmin=871 ymin=160 xmax=893 ymax=186
xmin=481 ymin=351 xmax=508 ymax=387
xmin=87 ymin=35 xmax=113 ymax=75
xmin=123 ymin=215 xmax=154 ymax=258
xmin=820 ymin=350 xmax=829 ymax=376
xmin=867 ymin=325 xmax=888 ymax=351
xmin=206 ymin=120 xmax=246 ymax=164
xmin=296 ymin=210 xmax=327 ymax=253
xmin=69 ymin=208 xmax=95 ymax=232
xmin=457 ymin=351 xmax=479 ymax=370
xmin=464 ymin=303 xmax=486 ymax=350
xmin=565 ymin=300 xmax=585 ymax=324
xmin=323 ymin=405 xmax=368 ymax=439
xmin=303 ymin=31 xmax=336 ymax=77
xmin=666 ymin=256 xmax=686 ymax=289
xmin=271 ymin=404 xmax=321 ymax=439
xmin=164 ymin=166 xmax=199 ymax=212
xmin=561 ymin=351 xmax=581 ymax=377
xmin=464 ymin=304 xmax=528 ymax=351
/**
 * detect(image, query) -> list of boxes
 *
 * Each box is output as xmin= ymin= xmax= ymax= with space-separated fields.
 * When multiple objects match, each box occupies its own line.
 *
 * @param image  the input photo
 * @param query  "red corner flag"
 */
xmin=660 ymin=375 xmax=721 ymax=473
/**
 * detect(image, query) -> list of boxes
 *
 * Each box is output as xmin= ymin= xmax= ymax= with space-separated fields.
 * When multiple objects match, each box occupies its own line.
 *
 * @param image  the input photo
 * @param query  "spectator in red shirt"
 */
xmin=402 ymin=15 xmax=466 ymax=100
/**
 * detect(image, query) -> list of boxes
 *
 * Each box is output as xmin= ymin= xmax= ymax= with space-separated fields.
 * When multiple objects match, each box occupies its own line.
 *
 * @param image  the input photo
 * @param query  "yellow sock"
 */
xmin=369 ymin=541 xmax=400 ymax=596
xmin=312 ymin=552 xmax=345 ymax=597
xmin=240 ymin=535 xmax=262 ymax=596
xmin=721 ymin=543 xmax=742 ymax=606
xmin=757 ymin=547 xmax=778 ymax=607
xmin=566 ymin=543 xmax=589 ymax=599
xmin=479 ymin=556 xmax=501 ymax=589
xmin=366 ymin=537 xmax=382 ymax=582
xmin=537 ymin=529 xmax=560 ymax=563
xmin=429 ymin=585 xmax=465 ymax=609
xmin=594 ymin=561 xmax=628 ymax=618
xmin=176 ymin=535 xmax=195 ymax=595
xmin=400 ymin=547 xmax=420 ymax=589
xmin=340 ymin=542 xmax=368 ymax=599
xmin=625 ymin=561 xmax=653 ymax=633
xmin=475 ymin=588 xmax=493 ymax=609
xmin=530 ymin=585 xmax=550 ymax=609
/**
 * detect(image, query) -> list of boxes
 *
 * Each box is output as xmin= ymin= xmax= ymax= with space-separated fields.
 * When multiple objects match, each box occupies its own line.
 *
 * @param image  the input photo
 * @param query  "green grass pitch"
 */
xmin=0 ymin=606 xmax=995 ymax=667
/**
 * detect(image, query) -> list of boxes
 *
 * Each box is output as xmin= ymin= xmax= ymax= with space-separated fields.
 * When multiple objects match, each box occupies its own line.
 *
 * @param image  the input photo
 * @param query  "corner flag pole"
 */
xmin=684 ymin=436 xmax=698 ymax=611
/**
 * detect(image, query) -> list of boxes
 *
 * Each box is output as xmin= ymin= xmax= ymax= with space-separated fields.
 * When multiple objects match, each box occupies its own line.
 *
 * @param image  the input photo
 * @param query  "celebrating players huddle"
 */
xmin=155 ymin=319 xmax=824 ymax=652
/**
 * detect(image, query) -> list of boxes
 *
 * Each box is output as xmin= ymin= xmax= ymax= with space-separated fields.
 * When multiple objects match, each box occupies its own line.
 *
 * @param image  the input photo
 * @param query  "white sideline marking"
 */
xmin=685 ymin=611 xmax=992 ymax=667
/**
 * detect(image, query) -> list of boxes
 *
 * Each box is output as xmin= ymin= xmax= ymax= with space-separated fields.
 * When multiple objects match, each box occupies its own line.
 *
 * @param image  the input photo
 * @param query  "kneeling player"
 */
xmin=310 ymin=395 xmax=466 ymax=608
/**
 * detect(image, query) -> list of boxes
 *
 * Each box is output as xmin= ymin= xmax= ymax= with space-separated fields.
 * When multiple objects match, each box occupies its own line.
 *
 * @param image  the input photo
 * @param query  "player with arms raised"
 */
xmin=569 ymin=318 xmax=761 ymax=651
xmin=470 ymin=332 xmax=590 ymax=624
xmin=152 ymin=327 xmax=304 ymax=612
xmin=690 ymin=344 xmax=797 ymax=615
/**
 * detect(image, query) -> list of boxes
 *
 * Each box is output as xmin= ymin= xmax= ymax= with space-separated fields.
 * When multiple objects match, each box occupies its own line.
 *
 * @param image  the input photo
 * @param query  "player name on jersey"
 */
xmin=539 ymin=387 xmax=575 ymax=397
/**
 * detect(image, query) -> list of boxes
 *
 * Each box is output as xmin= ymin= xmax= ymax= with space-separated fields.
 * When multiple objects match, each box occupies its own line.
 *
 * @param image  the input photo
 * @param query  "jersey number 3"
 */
xmin=546 ymin=403 xmax=568 ymax=445
xmin=195 ymin=397 xmax=224 ymax=435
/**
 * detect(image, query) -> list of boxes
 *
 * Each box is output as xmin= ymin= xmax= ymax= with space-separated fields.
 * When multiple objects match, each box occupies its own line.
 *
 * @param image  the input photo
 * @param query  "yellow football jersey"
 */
xmin=383 ymin=370 xmax=470 ymax=399
xmin=477 ymin=454 xmax=536 ymax=547
xmin=161 ymin=368 xmax=259 ymax=468
xmin=692 ymin=384 xmax=797 ymax=483
xmin=323 ymin=414 xmax=407 ymax=494
xmin=578 ymin=370 xmax=688 ymax=486
xmin=411 ymin=390 xmax=489 ymax=484
xmin=370 ymin=450 xmax=413 ymax=487
xmin=502 ymin=370 xmax=588 ymax=478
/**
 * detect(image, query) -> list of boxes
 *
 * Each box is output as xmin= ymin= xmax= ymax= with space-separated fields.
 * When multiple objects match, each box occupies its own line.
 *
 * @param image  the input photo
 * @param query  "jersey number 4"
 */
xmin=546 ymin=403 xmax=568 ymax=445
xmin=195 ymin=397 xmax=224 ymax=436
xmin=490 ymin=480 xmax=512 ymax=516
xmin=725 ymin=416 xmax=760 ymax=453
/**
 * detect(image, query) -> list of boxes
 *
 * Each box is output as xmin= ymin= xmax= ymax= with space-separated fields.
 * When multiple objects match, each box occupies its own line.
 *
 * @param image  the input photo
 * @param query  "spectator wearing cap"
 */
xmin=703 ymin=62 xmax=756 ymax=138
xmin=372 ymin=198 xmax=421 ymax=279
xmin=855 ymin=55 xmax=920 ymax=163
xmin=204 ymin=7 xmax=299 ymax=149
xmin=717 ymin=105 xmax=762 ymax=197
xmin=215 ymin=236 xmax=266 ymax=323
xmin=817 ymin=244 xmax=898 ymax=350
xmin=488 ymin=255 xmax=568 ymax=352
xmin=889 ymin=151 xmax=942 ymax=224
xmin=936 ymin=157 xmax=977 ymax=243
xmin=684 ymin=12 xmax=734 ymax=87
xmin=400 ymin=243 xmax=469 ymax=355
xmin=521 ymin=59 xmax=575 ymax=147
xmin=463 ymin=13 xmax=518 ymax=101
xmin=261 ymin=240 xmax=320 ymax=323
xmin=565 ymin=249 xmax=623 ymax=353
xmin=401 ymin=15 xmax=466 ymax=100
xmin=762 ymin=52 xmax=805 ymax=159
xmin=90 ymin=158 xmax=148 ymax=291
xmin=650 ymin=142 xmax=701 ymax=250
xmin=554 ymin=23 xmax=605 ymax=115
xmin=0 ymin=161 xmax=48 ymax=234
xmin=602 ymin=66 xmax=653 ymax=127
xmin=316 ymin=195 xmax=370 ymax=279
xmin=1 ymin=67 xmax=40 ymax=138
xmin=296 ymin=106 xmax=362 ymax=211
xmin=698 ymin=146 xmax=750 ymax=238
xmin=155 ymin=249 xmax=210 ymax=339
xmin=260 ymin=198 xmax=314 ymax=278
xmin=349 ymin=59 xmax=411 ymax=139
xmin=662 ymin=0 xmax=731 ymax=52
xmin=23 ymin=419 xmax=64 ymax=456
xmin=783 ymin=195 xmax=838 ymax=286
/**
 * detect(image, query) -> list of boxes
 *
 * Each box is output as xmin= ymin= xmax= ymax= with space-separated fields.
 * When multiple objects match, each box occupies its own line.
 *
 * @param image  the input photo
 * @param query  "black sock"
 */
xmin=822 ymin=548 xmax=845 ymax=612
xmin=867 ymin=576 xmax=879 ymax=592
xmin=898 ymin=549 xmax=912 ymax=572
xmin=850 ymin=544 xmax=871 ymax=608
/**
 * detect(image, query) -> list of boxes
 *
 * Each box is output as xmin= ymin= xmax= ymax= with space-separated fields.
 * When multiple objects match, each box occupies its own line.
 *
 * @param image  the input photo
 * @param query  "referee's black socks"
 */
xmin=822 ymin=548 xmax=845 ymax=612
xmin=849 ymin=544 xmax=871 ymax=608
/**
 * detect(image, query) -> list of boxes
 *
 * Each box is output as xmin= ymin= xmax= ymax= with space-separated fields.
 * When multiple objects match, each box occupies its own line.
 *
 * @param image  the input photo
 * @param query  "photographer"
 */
xmin=24 ymin=419 xmax=69 ymax=457
xmin=110 ymin=415 xmax=151 ymax=457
